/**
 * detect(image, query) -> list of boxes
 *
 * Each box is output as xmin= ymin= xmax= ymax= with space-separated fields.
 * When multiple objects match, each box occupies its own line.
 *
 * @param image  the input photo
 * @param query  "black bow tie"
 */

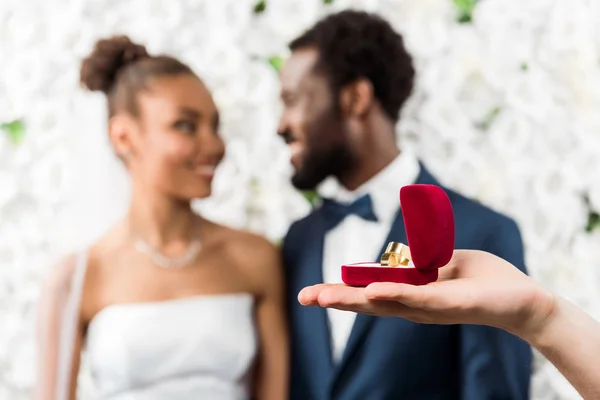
xmin=321 ymin=194 xmax=378 ymax=231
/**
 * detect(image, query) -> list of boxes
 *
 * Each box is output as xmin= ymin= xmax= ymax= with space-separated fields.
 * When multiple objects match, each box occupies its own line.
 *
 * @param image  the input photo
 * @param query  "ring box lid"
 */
xmin=400 ymin=184 xmax=455 ymax=271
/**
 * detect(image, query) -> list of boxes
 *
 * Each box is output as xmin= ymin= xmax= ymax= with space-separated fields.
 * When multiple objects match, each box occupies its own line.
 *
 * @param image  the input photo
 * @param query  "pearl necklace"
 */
xmin=134 ymin=238 xmax=201 ymax=269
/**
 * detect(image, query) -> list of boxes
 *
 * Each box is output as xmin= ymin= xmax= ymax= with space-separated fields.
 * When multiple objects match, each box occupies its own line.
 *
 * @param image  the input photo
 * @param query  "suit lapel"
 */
xmin=331 ymin=210 xmax=408 ymax=383
xmin=415 ymin=163 xmax=439 ymax=186
xmin=296 ymin=210 xmax=334 ymax=385
xmin=331 ymin=162 xmax=440 ymax=385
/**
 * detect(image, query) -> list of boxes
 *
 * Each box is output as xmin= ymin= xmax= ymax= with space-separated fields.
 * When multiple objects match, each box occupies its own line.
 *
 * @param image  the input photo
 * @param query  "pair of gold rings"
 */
xmin=380 ymin=242 xmax=412 ymax=267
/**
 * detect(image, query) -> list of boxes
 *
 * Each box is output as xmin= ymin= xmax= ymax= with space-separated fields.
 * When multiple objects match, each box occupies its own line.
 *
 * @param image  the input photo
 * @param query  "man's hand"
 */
xmin=298 ymin=250 xmax=555 ymax=340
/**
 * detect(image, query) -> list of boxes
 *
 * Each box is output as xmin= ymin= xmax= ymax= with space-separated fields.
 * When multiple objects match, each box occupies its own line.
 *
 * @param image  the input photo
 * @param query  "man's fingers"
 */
xmin=316 ymin=285 xmax=368 ymax=308
xmin=316 ymin=286 xmax=418 ymax=317
xmin=366 ymin=280 xmax=479 ymax=316
xmin=298 ymin=284 xmax=348 ymax=306
xmin=365 ymin=282 xmax=420 ymax=301
xmin=300 ymin=282 xmax=443 ymax=311
xmin=364 ymin=282 xmax=450 ymax=310
xmin=298 ymin=283 xmax=460 ymax=321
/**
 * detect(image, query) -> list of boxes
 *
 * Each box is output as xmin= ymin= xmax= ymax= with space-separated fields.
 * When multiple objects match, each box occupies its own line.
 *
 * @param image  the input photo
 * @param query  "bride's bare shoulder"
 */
xmin=207 ymin=220 xmax=276 ymax=252
xmin=204 ymin=220 xmax=282 ymax=280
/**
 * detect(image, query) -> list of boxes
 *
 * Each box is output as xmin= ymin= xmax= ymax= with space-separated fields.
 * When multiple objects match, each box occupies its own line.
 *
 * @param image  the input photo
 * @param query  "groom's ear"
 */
xmin=108 ymin=114 xmax=138 ymax=162
xmin=339 ymin=78 xmax=374 ymax=118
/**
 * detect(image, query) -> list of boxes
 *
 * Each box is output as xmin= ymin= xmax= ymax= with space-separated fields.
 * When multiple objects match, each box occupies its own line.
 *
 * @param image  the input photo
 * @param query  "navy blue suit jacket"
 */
xmin=283 ymin=165 xmax=532 ymax=400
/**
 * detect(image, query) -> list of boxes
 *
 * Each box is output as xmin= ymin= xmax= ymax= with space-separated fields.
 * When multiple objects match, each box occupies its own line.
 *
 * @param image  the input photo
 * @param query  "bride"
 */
xmin=36 ymin=35 xmax=288 ymax=400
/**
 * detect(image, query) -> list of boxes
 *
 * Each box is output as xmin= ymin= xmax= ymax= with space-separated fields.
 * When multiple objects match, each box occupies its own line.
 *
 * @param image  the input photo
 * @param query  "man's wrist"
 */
xmin=519 ymin=289 xmax=560 ymax=348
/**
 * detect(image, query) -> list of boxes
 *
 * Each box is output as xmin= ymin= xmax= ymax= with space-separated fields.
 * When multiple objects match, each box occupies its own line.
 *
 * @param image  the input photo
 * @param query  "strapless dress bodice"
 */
xmin=83 ymin=293 xmax=257 ymax=400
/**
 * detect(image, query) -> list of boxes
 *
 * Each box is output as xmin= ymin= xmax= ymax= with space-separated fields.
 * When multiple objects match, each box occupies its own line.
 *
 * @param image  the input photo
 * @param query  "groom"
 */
xmin=278 ymin=10 xmax=532 ymax=400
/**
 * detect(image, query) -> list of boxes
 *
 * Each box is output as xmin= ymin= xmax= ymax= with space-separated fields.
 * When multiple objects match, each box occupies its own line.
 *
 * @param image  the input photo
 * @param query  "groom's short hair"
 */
xmin=289 ymin=10 xmax=415 ymax=122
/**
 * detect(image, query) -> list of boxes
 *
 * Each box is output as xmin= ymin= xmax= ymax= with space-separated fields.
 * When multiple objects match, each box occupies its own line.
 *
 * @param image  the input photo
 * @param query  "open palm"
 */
xmin=298 ymin=250 xmax=555 ymax=339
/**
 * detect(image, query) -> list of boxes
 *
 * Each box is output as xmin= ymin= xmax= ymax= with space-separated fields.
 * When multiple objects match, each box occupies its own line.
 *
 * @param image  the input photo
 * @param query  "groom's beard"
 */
xmin=291 ymin=143 xmax=354 ymax=191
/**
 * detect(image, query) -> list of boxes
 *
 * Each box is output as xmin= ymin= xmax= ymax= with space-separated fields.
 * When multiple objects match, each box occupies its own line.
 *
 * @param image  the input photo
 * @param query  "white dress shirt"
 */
xmin=316 ymin=149 xmax=421 ymax=362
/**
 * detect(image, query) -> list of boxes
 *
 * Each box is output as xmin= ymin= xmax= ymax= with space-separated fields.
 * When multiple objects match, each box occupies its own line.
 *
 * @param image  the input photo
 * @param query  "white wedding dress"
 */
xmin=37 ymin=252 xmax=258 ymax=400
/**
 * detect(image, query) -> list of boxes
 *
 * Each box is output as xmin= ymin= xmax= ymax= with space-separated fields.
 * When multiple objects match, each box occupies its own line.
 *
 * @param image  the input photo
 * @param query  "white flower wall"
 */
xmin=1 ymin=0 xmax=599 ymax=398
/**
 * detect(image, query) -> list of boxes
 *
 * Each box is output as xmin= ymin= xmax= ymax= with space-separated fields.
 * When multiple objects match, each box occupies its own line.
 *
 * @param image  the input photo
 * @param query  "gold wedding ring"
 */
xmin=380 ymin=242 xmax=411 ymax=267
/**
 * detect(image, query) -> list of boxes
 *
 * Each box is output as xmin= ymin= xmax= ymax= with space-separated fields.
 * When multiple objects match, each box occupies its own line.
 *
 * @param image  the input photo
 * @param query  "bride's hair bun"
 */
xmin=80 ymin=35 xmax=150 ymax=94
xmin=79 ymin=35 xmax=194 ymax=118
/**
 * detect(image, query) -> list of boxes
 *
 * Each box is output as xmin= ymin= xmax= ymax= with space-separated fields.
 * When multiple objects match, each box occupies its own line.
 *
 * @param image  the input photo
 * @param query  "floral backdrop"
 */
xmin=1 ymin=0 xmax=599 ymax=398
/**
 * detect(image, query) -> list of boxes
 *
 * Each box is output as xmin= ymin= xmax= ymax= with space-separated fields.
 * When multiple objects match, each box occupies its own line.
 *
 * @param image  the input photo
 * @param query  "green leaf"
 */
xmin=323 ymin=0 xmax=335 ymax=4
xmin=457 ymin=13 xmax=472 ymax=23
xmin=253 ymin=0 xmax=266 ymax=14
xmin=1 ymin=119 xmax=26 ymax=144
xmin=477 ymin=107 xmax=502 ymax=131
xmin=586 ymin=211 xmax=600 ymax=233
xmin=268 ymin=55 xmax=285 ymax=72
xmin=302 ymin=190 xmax=320 ymax=206
xmin=453 ymin=0 xmax=478 ymax=23
xmin=583 ymin=195 xmax=600 ymax=233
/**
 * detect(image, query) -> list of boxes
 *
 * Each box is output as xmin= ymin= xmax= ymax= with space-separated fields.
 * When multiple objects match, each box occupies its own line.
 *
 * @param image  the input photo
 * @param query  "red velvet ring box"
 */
xmin=341 ymin=184 xmax=455 ymax=286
